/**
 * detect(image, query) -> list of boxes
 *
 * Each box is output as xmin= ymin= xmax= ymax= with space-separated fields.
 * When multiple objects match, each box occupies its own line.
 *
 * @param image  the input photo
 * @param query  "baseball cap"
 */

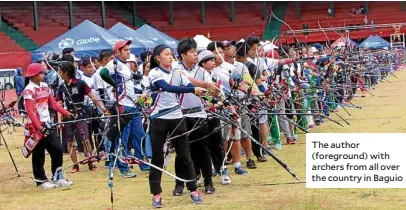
xmin=114 ymin=40 xmax=132 ymax=53
xmin=127 ymin=54 xmax=137 ymax=62
xmin=223 ymin=40 xmax=236 ymax=48
xmin=310 ymin=46 xmax=319 ymax=53
xmin=262 ymin=42 xmax=279 ymax=54
xmin=313 ymin=43 xmax=323 ymax=51
xmin=25 ymin=63 xmax=46 ymax=77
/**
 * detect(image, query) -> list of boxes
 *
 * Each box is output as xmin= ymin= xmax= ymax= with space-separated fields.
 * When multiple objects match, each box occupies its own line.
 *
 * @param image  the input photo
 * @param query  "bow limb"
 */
xmin=271 ymin=11 xmax=300 ymax=46
xmin=328 ymin=21 xmax=345 ymax=43
xmin=89 ymin=56 xmax=97 ymax=71
xmin=317 ymin=20 xmax=333 ymax=55
xmin=120 ymin=155 xmax=196 ymax=183
xmin=327 ymin=21 xmax=348 ymax=55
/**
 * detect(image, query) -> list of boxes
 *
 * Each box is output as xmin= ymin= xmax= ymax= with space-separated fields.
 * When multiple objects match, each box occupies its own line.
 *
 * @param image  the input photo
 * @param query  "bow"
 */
xmin=271 ymin=10 xmax=301 ymax=47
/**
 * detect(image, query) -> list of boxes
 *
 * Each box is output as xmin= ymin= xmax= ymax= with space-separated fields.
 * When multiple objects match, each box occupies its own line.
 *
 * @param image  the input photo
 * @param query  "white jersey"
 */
xmin=137 ymin=63 xmax=144 ymax=75
xmin=232 ymin=61 xmax=249 ymax=99
xmin=22 ymin=81 xmax=52 ymax=123
xmin=94 ymin=66 xmax=115 ymax=103
xmin=247 ymin=57 xmax=267 ymax=72
xmin=174 ymin=62 xmax=207 ymax=119
xmin=213 ymin=61 xmax=248 ymax=99
xmin=149 ymin=66 xmax=191 ymax=120
xmin=105 ymin=58 xmax=139 ymax=107
xmin=264 ymin=57 xmax=279 ymax=74
xmin=81 ymin=73 xmax=96 ymax=105
xmin=213 ymin=62 xmax=234 ymax=95
xmin=76 ymin=69 xmax=84 ymax=79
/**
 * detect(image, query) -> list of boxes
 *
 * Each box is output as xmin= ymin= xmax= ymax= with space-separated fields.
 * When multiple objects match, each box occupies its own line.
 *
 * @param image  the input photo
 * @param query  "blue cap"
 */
xmin=313 ymin=43 xmax=323 ymax=51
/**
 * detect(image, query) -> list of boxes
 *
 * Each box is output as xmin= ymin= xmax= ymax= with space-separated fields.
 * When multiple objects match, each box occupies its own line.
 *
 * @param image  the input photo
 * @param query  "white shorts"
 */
xmin=222 ymin=114 xmax=252 ymax=140
xmin=258 ymin=109 xmax=268 ymax=125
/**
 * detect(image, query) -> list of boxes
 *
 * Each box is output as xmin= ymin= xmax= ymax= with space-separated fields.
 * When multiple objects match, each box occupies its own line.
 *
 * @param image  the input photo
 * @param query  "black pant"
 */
xmin=176 ymin=117 xmax=212 ymax=186
xmin=88 ymin=119 xmax=105 ymax=152
xmin=86 ymin=105 xmax=105 ymax=152
xmin=32 ymin=129 xmax=63 ymax=185
xmin=251 ymin=121 xmax=264 ymax=158
xmin=206 ymin=118 xmax=225 ymax=173
xmin=149 ymin=118 xmax=197 ymax=195
xmin=106 ymin=106 xmax=132 ymax=153
xmin=285 ymin=98 xmax=294 ymax=120
xmin=17 ymin=94 xmax=25 ymax=114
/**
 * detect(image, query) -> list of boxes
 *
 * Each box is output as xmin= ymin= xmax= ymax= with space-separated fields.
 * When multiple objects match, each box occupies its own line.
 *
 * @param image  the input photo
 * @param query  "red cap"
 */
xmin=25 ymin=63 xmax=45 ymax=77
xmin=266 ymin=50 xmax=279 ymax=59
xmin=114 ymin=40 xmax=132 ymax=53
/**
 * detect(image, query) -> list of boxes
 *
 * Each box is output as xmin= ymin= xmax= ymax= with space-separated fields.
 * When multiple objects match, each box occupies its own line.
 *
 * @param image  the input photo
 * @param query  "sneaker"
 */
xmin=274 ymin=143 xmax=282 ymax=150
xmin=54 ymin=179 xmax=73 ymax=187
xmin=119 ymin=170 xmax=136 ymax=178
xmin=172 ymin=184 xmax=184 ymax=196
xmin=246 ymin=159 xmax=257 ymax=169
xmin=220 ymin=167 xmax=231 ymax=185
xmin=89 ymin=163 xmax=98 ymax=171
xmin=257 ymin=156 xmax=267 ymax=162
xmin=287 ymin=138 xmax=296 ymax=145
xmin=204 ymin=183 xmax=215 ymax=194
xmin=190 ymin=191 xmax=203 ymax=204
xmin=71 ymin=164 xmax=79 ymax=173
xmin=38 ymin=181 xmax=57 ymax=190
xmin=315 ymin=120 xmax=321 ymax=126
xmin=240 ymin=150 xmax=246 ymax=156
xmin=212 ymin=168 xmax=217 ymax=177
xmin=152 ymin=193 xmax=163 ymax=208
xmin=100 ymin=151 xmax=107 ymax=160
xmin=234 ymin=166 xmax=248 ymax=175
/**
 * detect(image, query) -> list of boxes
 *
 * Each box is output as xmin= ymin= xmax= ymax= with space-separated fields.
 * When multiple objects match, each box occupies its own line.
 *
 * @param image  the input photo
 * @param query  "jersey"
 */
xmin=149 ymin=67 xmax=191 ymax=120
xmin=22 ymin=81 xmax=52 ymax=124
xmin=81 ymin=73 xmax=96 ymax=105
xmin=213 ymin=61 xmax=246 ymax=99
xmin=106 ymin=58 xmax=138 ymax=107
xmin=173 ymin=62 xmax=206 ymax=119
xmin=56 ymin=78 xmax=91 ymax=116
xmin=94 ymin=67 xmax=114 ymax=101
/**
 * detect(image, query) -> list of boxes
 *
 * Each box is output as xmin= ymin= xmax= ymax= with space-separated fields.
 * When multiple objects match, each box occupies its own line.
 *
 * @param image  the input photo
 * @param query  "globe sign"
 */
xmin=58 ymin=38 xmax=75 ymax=49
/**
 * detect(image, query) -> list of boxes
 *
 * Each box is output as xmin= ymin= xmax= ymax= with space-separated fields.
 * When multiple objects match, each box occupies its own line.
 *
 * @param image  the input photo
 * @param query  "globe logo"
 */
xmin=58 ymin=38 xmax=75 ymax=49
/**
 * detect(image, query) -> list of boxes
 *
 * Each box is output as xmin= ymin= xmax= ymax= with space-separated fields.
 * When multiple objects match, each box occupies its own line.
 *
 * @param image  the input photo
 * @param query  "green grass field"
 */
xmin=1 ymin=70 xmax=406 ymax=210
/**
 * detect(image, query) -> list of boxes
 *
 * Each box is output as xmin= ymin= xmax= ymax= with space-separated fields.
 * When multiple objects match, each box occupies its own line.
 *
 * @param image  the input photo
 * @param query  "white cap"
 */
xmin=73 ymin=55 xmax=81 ymax=62
xmin=237 ymin=38 xmax=245 ymax=43
xmin=310 ymin=47 xmax=318 ymax=53
xmin=198 ymin=50 xmax=215 ymax=66
xmin=262 ymin=42 xmax=279 ymax=54
xmin=127 ymin=54 xmax=137 ymax=62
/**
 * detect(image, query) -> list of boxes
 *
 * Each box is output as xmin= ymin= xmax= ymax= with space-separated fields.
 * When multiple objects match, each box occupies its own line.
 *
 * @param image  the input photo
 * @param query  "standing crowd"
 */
xmin=20 ymin=36 xmax=401 ymax=208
